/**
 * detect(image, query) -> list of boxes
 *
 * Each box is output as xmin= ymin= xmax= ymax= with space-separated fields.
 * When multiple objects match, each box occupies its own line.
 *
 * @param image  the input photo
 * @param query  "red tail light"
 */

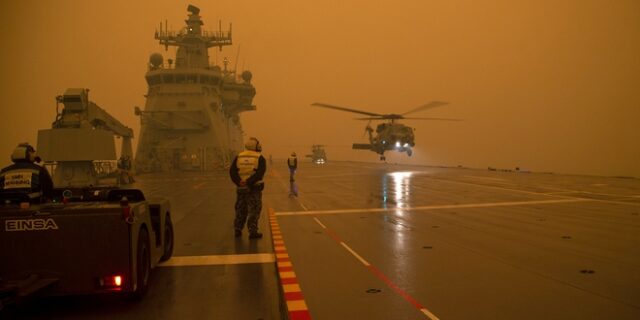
xmin=99 ymin=275 xmax=124 ymax=290
xmin=120 ymin=196 xmax=132 ymax=220
xmin=122 ymin=206 xmax=131 ymax=220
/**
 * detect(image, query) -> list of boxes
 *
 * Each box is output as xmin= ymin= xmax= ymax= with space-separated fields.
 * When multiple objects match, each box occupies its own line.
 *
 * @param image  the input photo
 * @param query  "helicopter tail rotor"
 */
xmin=362 ymin=120 xmax=373 ymax=138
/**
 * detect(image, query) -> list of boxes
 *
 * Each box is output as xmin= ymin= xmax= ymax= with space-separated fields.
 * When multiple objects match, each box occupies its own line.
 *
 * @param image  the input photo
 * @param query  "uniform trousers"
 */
xmin=234 ymin=189 xmax=262 ymax=233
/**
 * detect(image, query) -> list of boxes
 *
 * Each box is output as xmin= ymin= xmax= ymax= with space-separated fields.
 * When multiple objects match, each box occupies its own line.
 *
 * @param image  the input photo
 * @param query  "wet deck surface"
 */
xmin=5 ymin=161 xmax=640 ymax=319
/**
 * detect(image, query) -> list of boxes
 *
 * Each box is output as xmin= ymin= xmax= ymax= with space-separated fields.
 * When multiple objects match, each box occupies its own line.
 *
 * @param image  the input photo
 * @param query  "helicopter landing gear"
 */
xmin=407 ymin=149 xmax=412 ymax=156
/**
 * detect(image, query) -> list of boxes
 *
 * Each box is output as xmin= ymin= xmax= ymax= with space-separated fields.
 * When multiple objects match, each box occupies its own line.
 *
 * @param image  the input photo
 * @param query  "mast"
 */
xmin=155 ymin=4 xmax=232 ymax=69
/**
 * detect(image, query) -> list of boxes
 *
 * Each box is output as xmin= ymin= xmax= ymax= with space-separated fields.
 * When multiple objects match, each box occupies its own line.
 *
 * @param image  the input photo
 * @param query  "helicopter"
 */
xmin=305 ymin=144 xmax=327 ymax=164
xmin=311 ymin=101 xmax=459 ymax=161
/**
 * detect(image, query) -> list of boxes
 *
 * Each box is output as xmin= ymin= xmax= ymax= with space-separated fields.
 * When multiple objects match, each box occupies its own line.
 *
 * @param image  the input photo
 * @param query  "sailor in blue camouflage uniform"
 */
xmin=230 ymin=137 xmax=266 ymax=239
xmin=287 ymin=152 xmax=298 ymax=197
xmin=0 ymin=143 xmax=54 ymax=204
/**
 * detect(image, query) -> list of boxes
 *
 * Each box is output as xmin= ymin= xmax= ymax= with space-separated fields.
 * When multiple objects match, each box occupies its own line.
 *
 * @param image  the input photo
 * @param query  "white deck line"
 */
xmin=340 ymin=242 xmax=370 ymax=266
xmin=275 ymin=198 xmax=592 ymax=216
xmin=159 ymin=253 xmax=275 ymax=267
xmin=313 ymin=217 xmax=327 ymax=229
xmin=421 ymin=308 xmax=441 ymax=320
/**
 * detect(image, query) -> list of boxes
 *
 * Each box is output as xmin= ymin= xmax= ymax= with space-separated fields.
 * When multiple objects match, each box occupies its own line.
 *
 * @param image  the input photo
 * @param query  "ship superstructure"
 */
xmin=135 ymin=5 xmax=256 ymax=172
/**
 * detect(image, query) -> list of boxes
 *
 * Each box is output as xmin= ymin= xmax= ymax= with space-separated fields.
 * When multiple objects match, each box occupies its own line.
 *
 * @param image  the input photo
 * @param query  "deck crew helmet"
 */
xmin=245 ymin=137 xmax=262 ymax=152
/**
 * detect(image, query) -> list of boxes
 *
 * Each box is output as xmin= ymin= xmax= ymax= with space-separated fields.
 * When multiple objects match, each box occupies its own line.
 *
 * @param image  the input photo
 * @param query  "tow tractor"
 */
xmin=0 ymin=89 xmax=174 ymax=310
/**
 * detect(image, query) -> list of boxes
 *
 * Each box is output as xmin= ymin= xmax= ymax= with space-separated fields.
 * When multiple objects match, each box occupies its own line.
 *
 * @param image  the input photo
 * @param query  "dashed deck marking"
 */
xmin=314 ymin=216 xmax=439 ymax=319
xmin=313 ymin=217 xmax=326 ymax=229
xmin=269 ymin=207 xmax=312 ymax=319
xmin=340 ymin=242 xmax=370 ymax=266
xmin=276 ymin=198 xmax=592 ymax=216
xmin=159 ymin=253 xmax=274 ymax=267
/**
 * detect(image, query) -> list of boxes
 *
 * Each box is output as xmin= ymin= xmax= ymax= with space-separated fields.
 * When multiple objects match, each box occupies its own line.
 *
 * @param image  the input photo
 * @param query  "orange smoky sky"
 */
xmin=0 ymin=0 xmax=638 ymax=177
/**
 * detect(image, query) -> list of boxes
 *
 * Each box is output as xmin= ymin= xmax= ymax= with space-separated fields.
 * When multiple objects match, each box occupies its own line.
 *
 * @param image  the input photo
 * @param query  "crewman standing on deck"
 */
xmin=229 ymin=137 xmax=266 ymax=239
xmin=287 ymin=152 xmax=298 ymax=197
xmin=0 ymin=143 xmax=54 ymax=204
xmin=287 ymin=152 xmax=297 ymax=181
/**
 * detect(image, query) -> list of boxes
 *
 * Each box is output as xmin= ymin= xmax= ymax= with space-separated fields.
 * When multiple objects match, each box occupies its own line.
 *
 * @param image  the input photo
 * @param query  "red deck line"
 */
xmin=285 ymin=291 xmax=305 ymax=300
xmin=289 ymin=310 xmax=313 ymax=320
xmin=320 ymin=220 xmax=434 ymax=318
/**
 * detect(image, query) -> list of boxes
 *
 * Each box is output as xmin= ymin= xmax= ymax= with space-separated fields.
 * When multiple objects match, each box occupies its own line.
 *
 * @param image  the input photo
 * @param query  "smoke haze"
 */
xmin=1 ymin=0 xmax=638 ymax=177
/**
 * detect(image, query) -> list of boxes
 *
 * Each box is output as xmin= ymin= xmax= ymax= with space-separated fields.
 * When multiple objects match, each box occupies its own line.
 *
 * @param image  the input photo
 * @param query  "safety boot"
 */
xmin=249 ymin=232 xmax=263 ymax=239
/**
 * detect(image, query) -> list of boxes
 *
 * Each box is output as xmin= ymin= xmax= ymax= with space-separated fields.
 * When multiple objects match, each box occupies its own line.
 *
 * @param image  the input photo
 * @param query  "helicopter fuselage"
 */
xmin=312 ymin=101 xmax=454 ymax=161
xmin=356 ymin=122 xmax=415 ymax=158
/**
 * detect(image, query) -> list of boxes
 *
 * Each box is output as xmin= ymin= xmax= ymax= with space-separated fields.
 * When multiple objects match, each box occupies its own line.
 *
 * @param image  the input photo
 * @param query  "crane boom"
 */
xmin=38 ymin=88 xmax=135 ymax=187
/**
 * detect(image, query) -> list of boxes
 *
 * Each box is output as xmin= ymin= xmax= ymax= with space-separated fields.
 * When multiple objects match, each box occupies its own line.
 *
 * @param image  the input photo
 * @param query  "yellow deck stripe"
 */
xmin=280 ymin=271 xmax=296 ymax=278
xmin=283 ymin=284 xmax=301 ymax=292
xmin=286 ymin=300 xmax=308 ymax=311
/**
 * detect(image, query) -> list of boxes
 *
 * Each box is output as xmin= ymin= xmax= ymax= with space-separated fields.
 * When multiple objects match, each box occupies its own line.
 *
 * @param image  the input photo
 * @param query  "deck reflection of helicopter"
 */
xmin=311 ymin=101 xmax=460 ymax=161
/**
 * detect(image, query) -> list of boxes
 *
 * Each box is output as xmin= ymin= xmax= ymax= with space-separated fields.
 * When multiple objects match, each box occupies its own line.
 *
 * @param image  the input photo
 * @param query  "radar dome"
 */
xmin=149 ymin=53 xmax=164 ymax=67
xmin=241 ymin=71 xmax=253 ymax=83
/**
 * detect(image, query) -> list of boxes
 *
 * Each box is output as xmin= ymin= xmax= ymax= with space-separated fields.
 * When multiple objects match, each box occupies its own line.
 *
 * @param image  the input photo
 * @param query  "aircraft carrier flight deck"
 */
xmin=5 ymin=160 xmax=640 ymax=320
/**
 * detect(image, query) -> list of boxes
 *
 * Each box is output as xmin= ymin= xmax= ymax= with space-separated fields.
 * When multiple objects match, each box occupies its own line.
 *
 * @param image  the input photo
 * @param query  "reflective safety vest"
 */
xmin=237 ymin=150 xmax=263 ymax=185
xmin=0 ymin=167 xmax=42 ymax=200
xmin=287 ymin=157 xmax=297 ymax=167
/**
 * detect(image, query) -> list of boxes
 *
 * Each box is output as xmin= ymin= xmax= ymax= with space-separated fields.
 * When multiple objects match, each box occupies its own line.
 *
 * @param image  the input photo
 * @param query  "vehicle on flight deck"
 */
xmin=306 ymin=144 xmax=327 ymax=164
xmin=0 ymin=89 xmax=174 ymax=309
xmin=311 ymin=102 xmax=460 ymax=160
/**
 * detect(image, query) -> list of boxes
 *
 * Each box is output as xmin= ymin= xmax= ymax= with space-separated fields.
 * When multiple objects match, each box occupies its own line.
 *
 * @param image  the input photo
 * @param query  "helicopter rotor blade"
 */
xmin=402 ymin=117 xmax=462 ymax=121
xmin=402 ymin=101 xmax=449 ymax=116
xmin=312 ymin=103 xmax=383 ymax=117
xmin=353 ymin=117 xmax=385 ymax=120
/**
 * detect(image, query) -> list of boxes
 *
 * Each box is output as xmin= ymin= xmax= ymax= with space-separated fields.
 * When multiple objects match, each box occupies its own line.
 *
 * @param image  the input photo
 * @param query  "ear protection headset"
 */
xmin=244 ymin=137 xmax=260 ymax=152
xmin=11 ymin=143 xmax=36 ymax=162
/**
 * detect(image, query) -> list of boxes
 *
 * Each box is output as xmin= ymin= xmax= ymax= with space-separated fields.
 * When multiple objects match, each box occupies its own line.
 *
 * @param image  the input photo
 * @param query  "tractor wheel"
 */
xmin=131 ymin=228 xmax=151 ymax=300
xmin=160 ymin=214 xmax=174 ymax=262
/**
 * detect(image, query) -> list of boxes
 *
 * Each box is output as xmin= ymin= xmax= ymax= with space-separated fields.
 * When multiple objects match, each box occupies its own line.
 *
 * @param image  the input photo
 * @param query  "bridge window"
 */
xmin=146 ymin=75 xmax=162 ymax=85
xmin=187 ymin=74 xmax=197 ymax=84
xmin=162 ymin=74 xmax=174 ymax=83
xmin=63 ymin=97 xmax=81 ymax=103
xmin=175 ymin=74 xmax=186 ymax=84
xmin=199 ymin=75 xmax=209 ymax=84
